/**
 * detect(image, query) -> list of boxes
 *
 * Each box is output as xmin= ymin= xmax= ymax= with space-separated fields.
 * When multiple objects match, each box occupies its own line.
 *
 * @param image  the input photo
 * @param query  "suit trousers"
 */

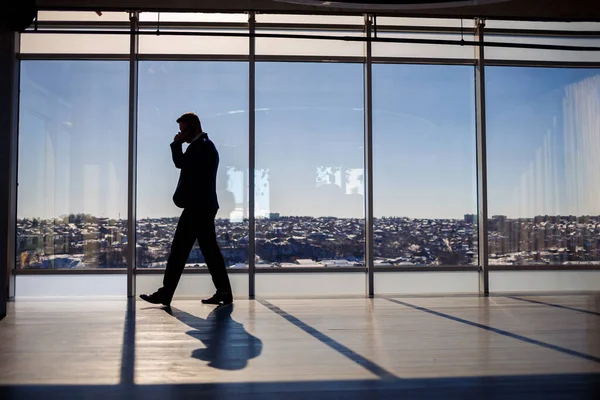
xmin=162 ymin=208 xmax=232 ymax=299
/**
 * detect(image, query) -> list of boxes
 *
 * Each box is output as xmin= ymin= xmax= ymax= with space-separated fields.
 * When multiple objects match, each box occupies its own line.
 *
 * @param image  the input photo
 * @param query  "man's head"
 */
xmin=176 ymin=112 xmax=203 ymax=143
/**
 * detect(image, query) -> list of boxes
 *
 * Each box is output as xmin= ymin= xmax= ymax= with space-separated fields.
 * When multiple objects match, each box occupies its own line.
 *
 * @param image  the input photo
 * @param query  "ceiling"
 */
xmin=34 ymin=0 xmax=600 ymax=21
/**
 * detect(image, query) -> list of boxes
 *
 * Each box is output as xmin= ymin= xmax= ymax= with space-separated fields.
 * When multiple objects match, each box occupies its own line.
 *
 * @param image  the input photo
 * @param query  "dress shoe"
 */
xmin=202 ymin=293 xmax=233 ymax=305
xmin=139 ymin=290 xmax=171 ymax=306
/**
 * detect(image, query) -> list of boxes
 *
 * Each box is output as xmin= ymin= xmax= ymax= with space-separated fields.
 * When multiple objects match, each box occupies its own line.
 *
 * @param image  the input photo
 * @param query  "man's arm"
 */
xmin=170 ymin=141 xmax=187 ymax=169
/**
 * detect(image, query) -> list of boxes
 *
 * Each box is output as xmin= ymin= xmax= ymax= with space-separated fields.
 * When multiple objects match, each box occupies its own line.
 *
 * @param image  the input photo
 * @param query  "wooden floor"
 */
xmin=1 ymin=294 xmax=599 ymax=399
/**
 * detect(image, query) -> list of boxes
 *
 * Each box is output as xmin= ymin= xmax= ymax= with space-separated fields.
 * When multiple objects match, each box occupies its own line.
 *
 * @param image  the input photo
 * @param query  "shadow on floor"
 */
xmin=506 ymin=295 xmax=600 ymax=316
xmin=384 ymin=297 xmax=600 ymax=364
xmin=165 ymin=304 xmax=262 ymax=370
xmin=1 ymin=373 xmax=599 ymax=400
xmin=120 ymin=298 xmax=136 ymax=384
xmin=257 ymin=299 xmax=397 ymax=379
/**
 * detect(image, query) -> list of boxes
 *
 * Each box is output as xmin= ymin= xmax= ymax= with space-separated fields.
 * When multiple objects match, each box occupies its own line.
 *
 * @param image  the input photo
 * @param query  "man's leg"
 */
xmin=197 ymin=212 xmax=232 ymax=300
xmin=140 ymin=209 xmax=196 ymax=305
xmin=161 ymin=209 xmax=198 ymax=302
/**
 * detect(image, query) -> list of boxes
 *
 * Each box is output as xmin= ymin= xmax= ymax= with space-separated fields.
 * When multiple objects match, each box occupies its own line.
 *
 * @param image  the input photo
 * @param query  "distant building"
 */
xmin=464 ymin=214 xmax=477 ymax=223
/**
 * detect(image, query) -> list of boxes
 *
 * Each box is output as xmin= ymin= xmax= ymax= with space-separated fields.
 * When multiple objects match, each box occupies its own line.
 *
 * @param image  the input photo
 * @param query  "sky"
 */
xmin=16 ymin=60 xmax=600 ymax=220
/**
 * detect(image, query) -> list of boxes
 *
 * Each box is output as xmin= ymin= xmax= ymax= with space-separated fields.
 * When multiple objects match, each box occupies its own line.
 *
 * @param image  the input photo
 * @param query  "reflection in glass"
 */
xmin=137 ymin=61 xmax=249 ymax=269
xmin=255 ymin=62 xmax=365 ymax=268
xmin=373 ymin=64 xmax=477 ymax=266
xmin=17 ymin=61 xmax=129 ymax=269
xmin=487 ymin=67 xmax=600 ymax=265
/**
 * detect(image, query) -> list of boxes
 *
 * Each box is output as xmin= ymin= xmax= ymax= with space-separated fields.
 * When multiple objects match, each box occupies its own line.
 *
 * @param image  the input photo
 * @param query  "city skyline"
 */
xmin=16 ymin=61 xmax=600 ymax=220
xmin=17 ymin=212 xmax=600 ymax=269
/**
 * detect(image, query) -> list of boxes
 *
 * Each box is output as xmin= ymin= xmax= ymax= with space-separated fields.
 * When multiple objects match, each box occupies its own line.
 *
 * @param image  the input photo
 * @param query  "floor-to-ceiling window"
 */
xmin=485 ymin=20 xmax=600 ymax=291
xmin=11 ymin=12 xmax=600 ymax=296
xmin=487 ymin=67 xmax=600 ymax=266
xmin=17 ymin=60 xmax=129 ymax=270
xmin=137 ymin=61 xmax=249 ymax=270
xmin=254 ymin=62 xmax=365 ymax=269
xmin=251 ymin=14 xmax=368 ymax=296
xmin=372 ymin=64 xmax=477 ymax=268
xmin=370 ymin=18 xmax=479 ymax=294
xmin=133 ymin=12 xmax=252 ymax=296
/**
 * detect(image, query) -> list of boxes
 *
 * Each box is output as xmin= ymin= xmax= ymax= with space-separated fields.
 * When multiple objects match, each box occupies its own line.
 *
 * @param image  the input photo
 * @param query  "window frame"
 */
xmin=11 ymin=12 xmax=600 ymax=300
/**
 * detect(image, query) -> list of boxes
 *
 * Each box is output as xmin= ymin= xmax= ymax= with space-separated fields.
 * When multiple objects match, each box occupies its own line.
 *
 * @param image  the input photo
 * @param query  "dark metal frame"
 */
xmin=126 ymin=11 xmax=139 ymax=298
xmin=475 ymin=18 xmax=490 ymax=295
xmin=1 ymin=31 xmax=18 ymax=317
xmin=364 ymin=14 xmax=375 ymax=297
xmin=248 ymin=12 xmax=257 ymax=298
xmin=25 ymin=6 xmax=600 ymax=24
xmin=7 ymin=33 xmax=20 ymax=301
xmin=17 ymin=28 xmax=600 ymax=52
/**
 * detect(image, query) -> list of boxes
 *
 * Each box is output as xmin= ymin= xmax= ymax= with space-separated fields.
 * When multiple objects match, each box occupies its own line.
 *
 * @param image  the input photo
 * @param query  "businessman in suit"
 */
xmin=140 ymin=112 xmax=233 ymax=306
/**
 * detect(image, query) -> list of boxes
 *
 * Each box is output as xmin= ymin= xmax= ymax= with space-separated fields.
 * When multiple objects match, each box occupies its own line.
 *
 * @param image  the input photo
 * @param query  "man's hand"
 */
xmin=173 ymin=133 xmax=184 ymax=144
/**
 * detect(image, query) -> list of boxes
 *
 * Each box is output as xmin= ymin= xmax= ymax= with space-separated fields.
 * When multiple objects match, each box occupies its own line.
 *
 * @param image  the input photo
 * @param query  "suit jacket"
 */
xmin=171 ymin=134 xmax=220 ymax=212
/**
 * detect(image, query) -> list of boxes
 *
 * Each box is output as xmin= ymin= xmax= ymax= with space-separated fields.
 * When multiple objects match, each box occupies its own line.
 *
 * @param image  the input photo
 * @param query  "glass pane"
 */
xmin=485 ymin=35 xmax=600 ymax=62
xmin=17 ymin=61 xmax=129 ymax=269
xmin=255 ymin=62 xmax=365 ymax=269
xmin=138 ymin=30 xmax=248 ymax=55
xmin=140 ymin=12 xmax=248 ymax=23
xmin=372 ymin=32 xmax=475 ymax=59
xmin=256 ymin=30 xmax=364 ymax=57
xmin=20 ymin=33 xmax=130 ymax=54
xmin=487 ymin=67 xmax=600 ymax=266
xmin=373 ymin=64 xmax=477 ymax=267
xmin=255 ymin=14 xmax=363 ymax=25
xmin=137 ymin=62 xmax=249 ymax=269
xmin=37 ymin=11 xmax=130 ymax=21
xmin=485 ymin=20 xmax=600 ymax=31
xmin=376 ymin=17 xmax=472 ymax=28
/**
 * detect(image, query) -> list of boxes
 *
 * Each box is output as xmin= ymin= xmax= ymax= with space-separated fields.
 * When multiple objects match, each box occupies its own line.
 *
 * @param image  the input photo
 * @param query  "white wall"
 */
xmin=136 ymin=273 xmax=249 ymax=298
xmin=256 ymin=272 xmax=366 ymax=297
xmin=15 ymin=272 xmax=366 ymax=298
xmin=15 ymin=275 xmax=126 ymax=298
xmin=489 ymin=270 xmax=600 ymax=292
xmin=14 ymin=270 xmax=600 ymax=298
xmin=375 ymin=271 xmax=479 ymax=294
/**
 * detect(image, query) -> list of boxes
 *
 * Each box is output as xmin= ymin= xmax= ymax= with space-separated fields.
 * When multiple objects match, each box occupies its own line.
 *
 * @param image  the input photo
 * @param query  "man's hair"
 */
xmin=176 ymin=112 xmax=202 ymax=131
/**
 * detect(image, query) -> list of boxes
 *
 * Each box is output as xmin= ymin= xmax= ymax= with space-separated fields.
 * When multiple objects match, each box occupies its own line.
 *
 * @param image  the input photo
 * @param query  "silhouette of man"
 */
xmin=140 ymin=112 xmax=233 ymax=306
